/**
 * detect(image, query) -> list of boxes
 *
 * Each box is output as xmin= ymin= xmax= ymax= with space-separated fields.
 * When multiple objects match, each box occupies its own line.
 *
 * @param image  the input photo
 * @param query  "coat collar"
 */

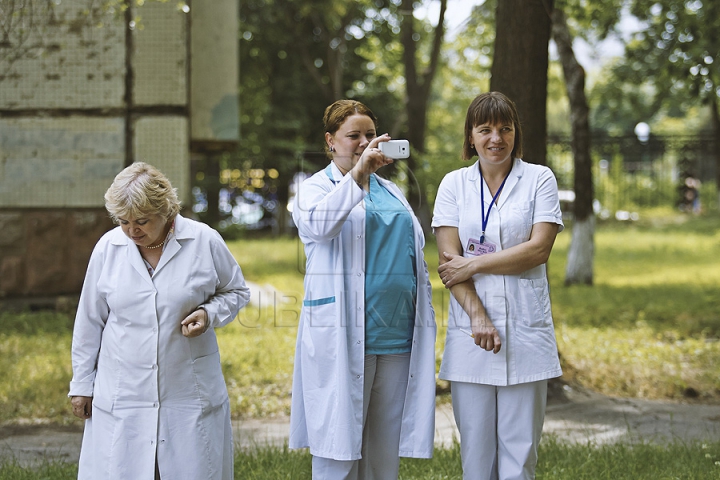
xmin=110 ymin=214 xmax=195 ymax=283
xmin=469 ymin=158 xmax=525 ymax=209
xmin=326 ymin=161 xmax=397 ymax=194
xmin=325 ymin=161 xmax=343 ymax=184
xmin=324 ymin=161 xmax=423 ymax=246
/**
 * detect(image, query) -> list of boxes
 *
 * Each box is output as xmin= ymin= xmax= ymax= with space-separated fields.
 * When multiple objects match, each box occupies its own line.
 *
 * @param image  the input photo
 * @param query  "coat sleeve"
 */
xmin=533 ymin=166 xmax=565 ymax=232
xmin=293 ymin=171 xmax=366 ymax=243
xmin=200 ymin=229 xmax=251 ymax=329
xmin=431 ymin=172 xmax=460 ymax=230
xmin=69 ymin=240 xmax=110 ymax=398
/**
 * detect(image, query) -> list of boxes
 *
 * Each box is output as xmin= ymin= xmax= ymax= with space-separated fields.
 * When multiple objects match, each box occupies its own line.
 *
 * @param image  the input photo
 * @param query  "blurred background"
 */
xmin=0 ymin=0 xmax=718 ymax=301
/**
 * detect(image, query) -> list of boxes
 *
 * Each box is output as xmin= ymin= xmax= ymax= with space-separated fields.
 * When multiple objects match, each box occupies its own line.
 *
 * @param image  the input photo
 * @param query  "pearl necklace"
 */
xmin=140 ymin=220 xmax=174 ymax=251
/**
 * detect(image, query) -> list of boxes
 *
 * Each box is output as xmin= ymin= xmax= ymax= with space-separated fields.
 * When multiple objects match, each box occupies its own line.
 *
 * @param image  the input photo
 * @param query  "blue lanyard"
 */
xmin=479 ymin=168 xmax=511 ymax=244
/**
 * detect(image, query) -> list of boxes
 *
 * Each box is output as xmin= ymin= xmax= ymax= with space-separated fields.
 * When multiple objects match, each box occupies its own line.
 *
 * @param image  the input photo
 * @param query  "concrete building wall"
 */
xmin=0 ymin=117 xmax=125 ymax=207
xmin=0 ymin=2 xmax=126 ymax=110
xmin=134 ymin=2 xmax=188 ymax=107
xmin=0 ymin=0 xmax=239 ymax=300
xmin=190 ymin=0 xmax=239 ymax=142
xmin=134 ymin=116 xmax=190 ymax=199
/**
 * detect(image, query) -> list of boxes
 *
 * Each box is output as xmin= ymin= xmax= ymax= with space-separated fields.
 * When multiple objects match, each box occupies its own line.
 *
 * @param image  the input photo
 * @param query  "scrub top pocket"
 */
xmin=503 ymin=200 xmax=534 ymax=244
xmin=517 ymin=277 xmax=551 ymax=327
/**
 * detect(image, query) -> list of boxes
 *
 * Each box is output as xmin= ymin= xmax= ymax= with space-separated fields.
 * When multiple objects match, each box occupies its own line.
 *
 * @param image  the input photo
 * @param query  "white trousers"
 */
xmin=451 ymin=380 xmax=548 ymax=480
xmin=312 ymin=353 xmax=411 ymax=480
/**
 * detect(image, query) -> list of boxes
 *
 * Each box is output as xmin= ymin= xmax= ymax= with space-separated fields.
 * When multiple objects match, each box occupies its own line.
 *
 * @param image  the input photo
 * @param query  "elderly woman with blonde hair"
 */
xmin=69 ymin=162 xmax=250 ymax=480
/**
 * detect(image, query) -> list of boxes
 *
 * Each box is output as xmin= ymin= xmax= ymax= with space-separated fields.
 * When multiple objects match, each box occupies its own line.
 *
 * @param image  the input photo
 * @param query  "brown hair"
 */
xmin=323 ymin=100 xmax=378 ymax=157
xmin=462 ymin=92 xmax=523 ymax=161
xmin=104 ymin=162 xmax=181 ymax=223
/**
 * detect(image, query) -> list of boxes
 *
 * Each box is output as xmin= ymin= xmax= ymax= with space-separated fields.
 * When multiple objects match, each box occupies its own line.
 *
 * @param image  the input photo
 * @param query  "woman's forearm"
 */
xmin=468 ymin=236 xmax=553 ymax=275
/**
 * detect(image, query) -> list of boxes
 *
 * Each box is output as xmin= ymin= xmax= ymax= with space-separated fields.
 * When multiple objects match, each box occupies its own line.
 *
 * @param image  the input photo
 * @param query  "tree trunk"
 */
xmin=565 ymin=215 xmax=594 ymax=285
xmin=711 ymin=96 xmax=720 ymax=209
xmin=400 ymin=0 xmax=447 ymax=233
xmin=551 ymin=8 xmax=594 ymax=285
xmin=490 ymin=0 xmax=554 ymax=166
xmin=489 ymin=0 xmax=564 ymax=396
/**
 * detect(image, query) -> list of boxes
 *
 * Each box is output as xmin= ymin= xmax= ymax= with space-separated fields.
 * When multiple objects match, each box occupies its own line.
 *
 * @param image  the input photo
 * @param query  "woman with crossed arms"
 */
xmin=432 ymin=92 xmax=564 ymax=480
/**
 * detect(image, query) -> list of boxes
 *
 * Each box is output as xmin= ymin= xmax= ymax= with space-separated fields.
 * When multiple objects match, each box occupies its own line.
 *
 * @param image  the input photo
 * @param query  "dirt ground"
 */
xmin=2 ymin=385 xmax=719 ymax=467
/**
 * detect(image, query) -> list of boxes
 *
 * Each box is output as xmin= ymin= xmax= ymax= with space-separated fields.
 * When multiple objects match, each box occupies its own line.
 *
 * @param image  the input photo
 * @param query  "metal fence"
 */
xmin=547 ymin=133 xmax=718 ymax=215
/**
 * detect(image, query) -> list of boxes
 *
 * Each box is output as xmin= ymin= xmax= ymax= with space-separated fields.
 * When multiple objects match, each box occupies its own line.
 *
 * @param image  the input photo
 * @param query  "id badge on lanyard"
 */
xmin=466 ymin=167 xmax=510 ymax=257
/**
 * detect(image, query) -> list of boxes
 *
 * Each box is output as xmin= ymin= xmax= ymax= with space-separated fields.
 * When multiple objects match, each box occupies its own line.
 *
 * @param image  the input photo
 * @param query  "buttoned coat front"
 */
xmin=432 ymin=158 xmax=564 ymax=386
xmin=69 ymin=214 xmax=250 ymax=480
xmin=289 ymin=162 xmax=437 ymax=461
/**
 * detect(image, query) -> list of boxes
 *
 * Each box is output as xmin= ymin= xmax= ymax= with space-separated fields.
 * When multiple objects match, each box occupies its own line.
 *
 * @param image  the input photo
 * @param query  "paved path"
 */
xmin=2 ymin=387 xmax=719 ymax=467
xmin=544 ymin=386 xmax=720 ymax=444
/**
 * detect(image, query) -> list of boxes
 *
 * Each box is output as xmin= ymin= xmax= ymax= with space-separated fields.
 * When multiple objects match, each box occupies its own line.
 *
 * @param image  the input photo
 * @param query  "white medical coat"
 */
xmin=69 ymin=214 xmax=250 ymax=480
xmin=289 ymin=162 xmax=437 ymax=460
xmin=432 ymin=158 xmax=564 ymax=386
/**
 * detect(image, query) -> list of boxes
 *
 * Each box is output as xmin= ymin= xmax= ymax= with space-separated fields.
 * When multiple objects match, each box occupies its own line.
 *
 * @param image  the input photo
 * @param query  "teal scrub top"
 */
xmin=364 ymin=175 xmax=417 ymax=354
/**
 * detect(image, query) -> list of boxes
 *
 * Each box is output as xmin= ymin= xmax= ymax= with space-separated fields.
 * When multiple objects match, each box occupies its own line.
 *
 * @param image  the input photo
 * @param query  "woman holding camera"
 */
xmin=289 ymin=99 xmax=436 ymax=480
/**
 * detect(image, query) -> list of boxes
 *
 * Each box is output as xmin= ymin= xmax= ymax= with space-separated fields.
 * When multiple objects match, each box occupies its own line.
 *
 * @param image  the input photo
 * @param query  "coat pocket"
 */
xmin=302 ymin=296 xmax=337 ymax=327
xmin=92 ymin=395 xmax=114 ymax=413
xmin=191 ymin=351 xmax=229 ymax=409
xmin=517 ymin=277 xmax=551 ymax=327
xmin=505 ymin=200 xmax=534 ymax=244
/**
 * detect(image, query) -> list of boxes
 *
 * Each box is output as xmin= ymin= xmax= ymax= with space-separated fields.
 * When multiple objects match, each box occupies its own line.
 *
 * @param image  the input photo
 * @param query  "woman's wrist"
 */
xmin=473 ymin=319 xmax=494 ymax=328
xmin=198 ymin=307 xmax=209 ymax=332
xmin=469 ymin=254 xmax=484 ymax=276
xmin=350 ymin=169 xmax=368 ymax=190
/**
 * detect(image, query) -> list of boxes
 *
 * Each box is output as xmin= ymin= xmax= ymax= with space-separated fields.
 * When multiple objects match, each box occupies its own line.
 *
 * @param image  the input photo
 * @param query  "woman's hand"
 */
xmin=351 ymin=134 xmax=393 ymax=187
xmin=71 ymin=396 xmax=93 ymax=419
xmin=438 ymin=252 xmax=475 ymax=288
xmin=472 ymin=317 xmax=502 ymax=354
xmin=181 ymin=308 xmax=209 ymax=338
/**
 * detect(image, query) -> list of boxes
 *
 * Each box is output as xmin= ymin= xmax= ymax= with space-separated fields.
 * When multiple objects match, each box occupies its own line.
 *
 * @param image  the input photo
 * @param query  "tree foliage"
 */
xmin=237 ymin=0 xmax=416 ymax=234
xmin=619 ymin=0 xmax=720 ymax=196
xmin=624 ymin=0 xmax=719 ymax=111
xmin=238 ymin=0 xmax=458 ymax=233
xmin=239 ymin=0 xmax=407 ymax=171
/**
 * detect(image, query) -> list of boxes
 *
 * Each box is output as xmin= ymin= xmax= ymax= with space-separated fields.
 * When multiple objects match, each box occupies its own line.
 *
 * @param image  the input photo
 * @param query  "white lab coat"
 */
xmin=432 ymin=158 xmax=564 ymax=386
xmin=289 ymin=162 xmax=437 ymax=461
xmin=69 ymin=214 xmax=250 ymax=480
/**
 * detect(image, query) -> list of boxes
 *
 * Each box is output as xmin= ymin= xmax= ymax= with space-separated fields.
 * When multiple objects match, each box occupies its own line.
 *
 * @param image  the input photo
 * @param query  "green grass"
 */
xmin=3 ymin=439 xmax=720 ymax=479
xmin=0 ymin=460 xmax=78 ymax=480
xmin=533 ymin=437 xmax=720 ymax=480
xmin=0 ymin=311 xmax=76 ymax=424
xmin=0 ymin=212 xmax=718 ymax=425
xmin=549 ymin=213 xmax=720 ymax=400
